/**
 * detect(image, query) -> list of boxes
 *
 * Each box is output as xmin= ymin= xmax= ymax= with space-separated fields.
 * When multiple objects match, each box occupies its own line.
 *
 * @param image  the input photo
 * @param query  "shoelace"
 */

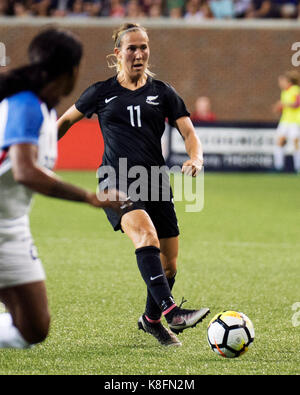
xmin=177 ymin=297 xmax=197 ymax=317
xmin=178 ymin=297 xmax=188 ymax=309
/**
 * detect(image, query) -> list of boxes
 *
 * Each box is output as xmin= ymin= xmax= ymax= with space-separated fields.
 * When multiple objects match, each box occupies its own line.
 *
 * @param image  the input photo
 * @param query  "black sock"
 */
xmin=145 ymin=273 xmax=176 ymax=322
xmin=168 ymin=274 xmax=176 ymax=291
xmin=135 ymin=246 xmax=176 ymax=315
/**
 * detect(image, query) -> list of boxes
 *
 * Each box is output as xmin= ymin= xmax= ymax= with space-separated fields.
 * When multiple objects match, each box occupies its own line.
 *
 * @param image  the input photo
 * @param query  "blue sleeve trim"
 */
xmin=2 ymin=137 xmax=39 ymax=147
xmin=2 ymin=91 xmax=43 ymax=149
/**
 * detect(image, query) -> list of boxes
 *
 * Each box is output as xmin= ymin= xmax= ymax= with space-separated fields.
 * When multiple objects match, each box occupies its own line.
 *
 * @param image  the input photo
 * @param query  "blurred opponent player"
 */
xmin=57 ymin=22 xmax=210 ymax=347
xmin=0 ymin=28 xmax=128 ymax=349
xmin=273 ymin=70 xmax=300 ymax=173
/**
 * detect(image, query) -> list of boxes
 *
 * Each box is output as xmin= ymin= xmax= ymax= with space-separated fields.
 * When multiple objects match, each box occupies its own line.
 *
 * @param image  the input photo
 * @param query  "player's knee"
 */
xmin=137 ymin=227 xmax=159 ymax=249
xmin=30 ymin=321 xmax=50 ymax=345
xmin=162 ymin=254 xmax=177 ymax=278
xmin=22 ymin=313 xmax=50 ymax=345
xmin=164 ymin=259 xmax=177 ymax=279
xmin=278 ymin=137 xmax=286 ymax=147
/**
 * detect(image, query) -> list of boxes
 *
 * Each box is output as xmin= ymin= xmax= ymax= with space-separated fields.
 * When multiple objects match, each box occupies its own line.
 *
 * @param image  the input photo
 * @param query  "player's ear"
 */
xmin=114 ymin=47 xmax=122 ymax=72
xmin=114 ymin=47 xmax=121 ymax=58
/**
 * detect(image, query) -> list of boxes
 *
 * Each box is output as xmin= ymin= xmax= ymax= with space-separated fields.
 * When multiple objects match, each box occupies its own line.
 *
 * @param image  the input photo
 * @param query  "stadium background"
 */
xmin=1 ymin=18 xmax=299 ymax=169
xmin=1 ymin=17 xmax=300 ymax=376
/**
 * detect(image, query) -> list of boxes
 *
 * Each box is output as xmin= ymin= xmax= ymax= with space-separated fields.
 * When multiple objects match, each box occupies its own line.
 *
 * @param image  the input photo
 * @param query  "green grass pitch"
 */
xmin=0 ymin=171 xmax=299 ymax=375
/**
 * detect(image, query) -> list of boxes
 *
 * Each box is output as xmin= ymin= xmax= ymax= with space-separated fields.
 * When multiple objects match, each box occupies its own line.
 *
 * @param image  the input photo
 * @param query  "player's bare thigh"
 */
xmin=121 ymin=209 xmax=159 ymax=249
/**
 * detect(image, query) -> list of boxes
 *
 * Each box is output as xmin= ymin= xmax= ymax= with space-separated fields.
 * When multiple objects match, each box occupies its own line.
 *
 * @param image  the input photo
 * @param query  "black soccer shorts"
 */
xmin=103 ymin=199 xmax=180 ymax=239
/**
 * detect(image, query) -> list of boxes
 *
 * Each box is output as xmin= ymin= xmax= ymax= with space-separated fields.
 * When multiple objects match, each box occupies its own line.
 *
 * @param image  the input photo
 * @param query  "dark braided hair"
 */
xmin=0 ymin=28 xmax=83 ymax=102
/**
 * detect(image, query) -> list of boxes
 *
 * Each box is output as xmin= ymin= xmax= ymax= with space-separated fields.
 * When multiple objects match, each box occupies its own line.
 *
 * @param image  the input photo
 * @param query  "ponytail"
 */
xmin=0 ymin=64 xmax=47 ymax=102
xmin=0 ymin=28 xmax=82 ymax=102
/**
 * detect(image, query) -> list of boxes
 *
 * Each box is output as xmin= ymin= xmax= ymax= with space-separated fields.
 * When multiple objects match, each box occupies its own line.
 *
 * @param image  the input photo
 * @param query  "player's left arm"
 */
xmin=175 ymin=116 xmax=204 ymax=177
xmin=285 ymin=94 xmax=300 ymax=109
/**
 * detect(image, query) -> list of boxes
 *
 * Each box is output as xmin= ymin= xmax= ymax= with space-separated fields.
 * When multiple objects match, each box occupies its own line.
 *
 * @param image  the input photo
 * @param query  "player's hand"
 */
xmin=181 ymin=158 xmax=203 ymax=177
xmin=91 ymin=188 xmax=132 ymax=213
xmin=272 ymin=101 xmax=283 ymax=114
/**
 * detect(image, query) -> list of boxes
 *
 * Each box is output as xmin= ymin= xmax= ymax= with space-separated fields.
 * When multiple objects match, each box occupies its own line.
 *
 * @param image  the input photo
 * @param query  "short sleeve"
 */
xmin=164 ymin=83 xmax=190 ymax=126
xmin=75 ymin=82 xmax=101 ymax=119
xmin=1 ymin=91 xmax=43 ymax=150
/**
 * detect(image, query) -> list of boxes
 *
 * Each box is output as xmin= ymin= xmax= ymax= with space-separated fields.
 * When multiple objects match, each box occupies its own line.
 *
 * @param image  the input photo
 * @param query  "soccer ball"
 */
xmin=207 ymin=310 xmax=255 ymax=358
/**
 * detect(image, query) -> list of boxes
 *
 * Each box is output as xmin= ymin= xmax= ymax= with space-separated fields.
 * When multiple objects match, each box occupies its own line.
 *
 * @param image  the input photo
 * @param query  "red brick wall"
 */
xmin=1 ymin=20 xmax=299 ymax=122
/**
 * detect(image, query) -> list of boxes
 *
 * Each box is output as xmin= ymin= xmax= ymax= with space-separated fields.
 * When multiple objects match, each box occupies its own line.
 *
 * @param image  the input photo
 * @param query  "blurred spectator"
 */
xmin=98 ymin=0 xmax=110 ymax=15
xmin=67 ymin=0 xmax=89 ymax=16
xmin=126 ymin=0 xmax=146 ymax=17
xmin=141 ymin=0 xmax=151 ymax=13
xmin=84 ymin=0 xmax=102 ymax=16
xmin=269 ymin=0 xmax=298 ymax=18
xmin=190 ymin=96 xmax=217 ymax=122
xmin=200 ymin=0 xmax=214 ymax=17
xmin=14 ymin=0 xmax=31 ymax=16
xmin=167 ymin=0 xmax=184 ymax=17
xmin=51 ymin=0 xmax=73 ymax=16
xmin=245 ymin=0 xmax=297 ymax=17
xmin=31 ymin=0 xmax=52 ymax=16
xmin=233 ymin=0 xmax=252 ymax=16
xmin=1 ymin=0 xmax=298 ymax=18
xmin=148 ymin=1 xmax=164 ymax=16
xmin=245 ymin=0 xmax=271 ymax=17
xmin=110 ymin=0 xmax=125 ymax=16
xmin=1 ymin=0 xmax=16 ymax=14
xmin=209 ymin=0 xmax=234 ymax=18
xmin=143 ymin=0 xmax=165 ymax=18
xmin=0 ymin=0 xmax=8 ymax=14
xmin=184 ymin=0 xmax=212 ymax=19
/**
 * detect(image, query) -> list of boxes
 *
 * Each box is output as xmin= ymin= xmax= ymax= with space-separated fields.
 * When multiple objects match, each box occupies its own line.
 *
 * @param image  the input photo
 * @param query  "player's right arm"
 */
xmin=9 ymin=142 xmax=127 ymax=211
xmin=57 ymin=104 xmax=84 ymax=140
xmin=58 ymin=82 xmax=100 ymax=140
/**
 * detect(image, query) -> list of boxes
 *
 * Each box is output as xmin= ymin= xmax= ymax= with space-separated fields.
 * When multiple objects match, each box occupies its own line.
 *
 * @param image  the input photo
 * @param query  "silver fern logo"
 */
xmin=146 ymin=95 xmax=159 ymax=105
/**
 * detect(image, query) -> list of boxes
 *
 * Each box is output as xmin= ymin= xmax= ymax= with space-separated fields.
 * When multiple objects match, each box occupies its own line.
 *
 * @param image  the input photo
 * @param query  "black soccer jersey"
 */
xmin=75 ymin=76 xmax=189 ymax=171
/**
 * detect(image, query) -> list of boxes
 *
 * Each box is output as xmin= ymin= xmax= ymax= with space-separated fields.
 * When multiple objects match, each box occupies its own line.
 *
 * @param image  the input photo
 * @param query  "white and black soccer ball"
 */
xmin=207 ymin=310 xmax=255 ymax=358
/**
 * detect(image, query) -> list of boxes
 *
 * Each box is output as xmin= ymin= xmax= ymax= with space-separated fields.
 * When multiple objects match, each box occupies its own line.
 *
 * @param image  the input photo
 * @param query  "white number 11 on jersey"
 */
xmin=127 ymin=105 xmax=142 ymax=127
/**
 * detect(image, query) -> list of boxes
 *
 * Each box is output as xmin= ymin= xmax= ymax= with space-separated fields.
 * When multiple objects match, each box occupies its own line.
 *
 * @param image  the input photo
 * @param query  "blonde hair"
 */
xmin=106 ymin=22 xmax=155 ymax=77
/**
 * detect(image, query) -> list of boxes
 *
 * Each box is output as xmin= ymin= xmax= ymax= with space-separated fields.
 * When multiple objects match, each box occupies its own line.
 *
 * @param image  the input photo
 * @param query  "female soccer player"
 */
xmin=0 ymin=28 xmax=127 ymax=349
xmin=58 ymin=23 xmax=210 ymax=347
xmin=273 ymin=70 xmax=300 ymax=173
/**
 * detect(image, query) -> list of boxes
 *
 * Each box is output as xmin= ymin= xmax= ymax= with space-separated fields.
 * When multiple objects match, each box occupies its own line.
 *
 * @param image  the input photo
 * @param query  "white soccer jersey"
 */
xmin=0 ymin=91 xmax=57 ymax=220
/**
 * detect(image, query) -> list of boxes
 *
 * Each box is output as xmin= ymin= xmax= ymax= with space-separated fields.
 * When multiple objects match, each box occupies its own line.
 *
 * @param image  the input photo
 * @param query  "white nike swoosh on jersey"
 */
xmin=105 ymin=96 xmax=118 ymax=104
xmin=150 ymin=274 xmax=164 ymax=281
